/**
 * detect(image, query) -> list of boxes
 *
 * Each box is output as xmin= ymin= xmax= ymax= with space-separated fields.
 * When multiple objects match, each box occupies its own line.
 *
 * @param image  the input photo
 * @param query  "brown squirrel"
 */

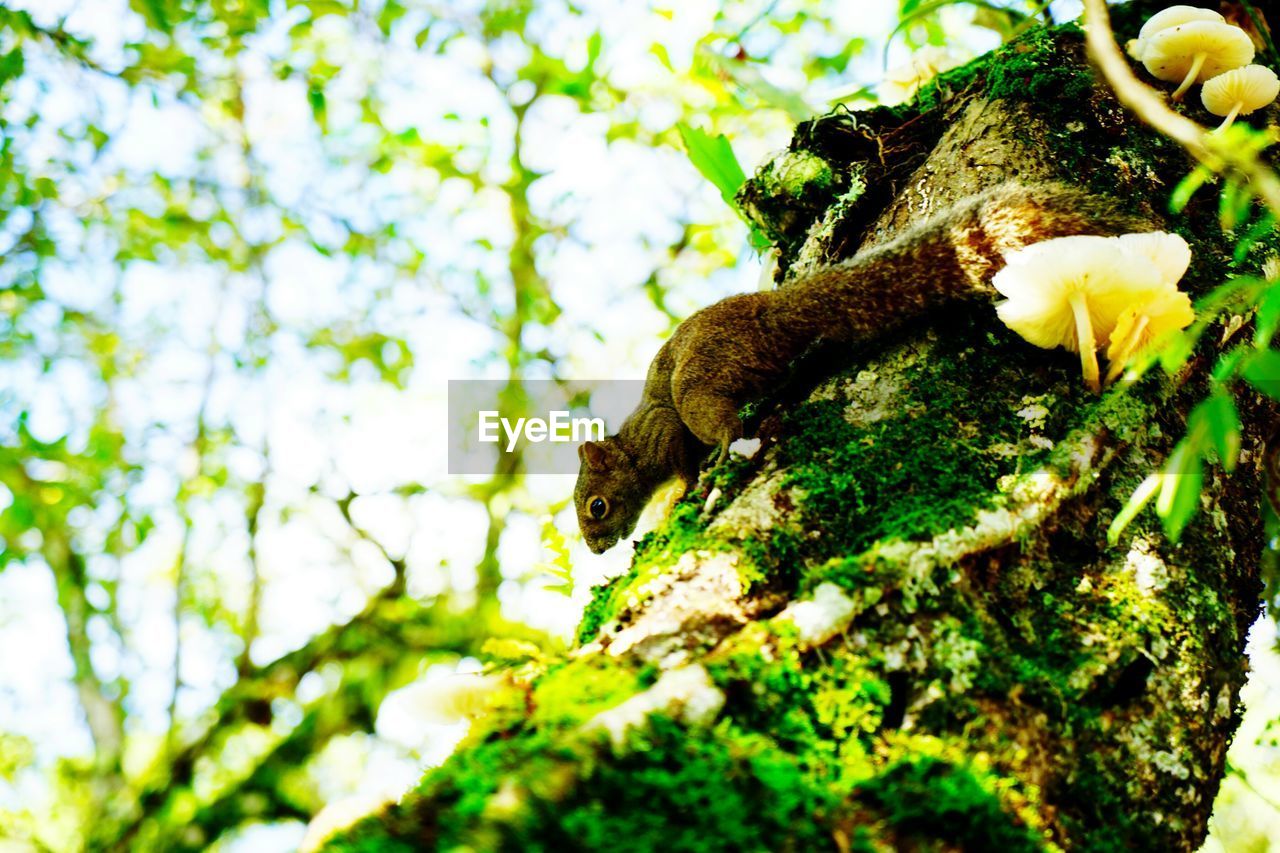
xmin=574 ymin=182 xmax=1149 ymax=553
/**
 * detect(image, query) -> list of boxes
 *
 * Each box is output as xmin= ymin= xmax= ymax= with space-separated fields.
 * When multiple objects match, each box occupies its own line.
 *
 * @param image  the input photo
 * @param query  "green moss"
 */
xmin=530 ymin=656 xmax=653 ymax=728
xmin=858 ymin=755 xmax=1047 ymax=851
xmin=775 ymin=319 xmax=1055 ymax=569
xmin=1058 ymin=753 xmax=1147 ymax=851
xmin=551 ymin=718 xmax=837 ymax=852
xmin=341 ymin=718 xmax=843 ymax=852
xmin=317 ymin=817 xmax=418 ymax=853
xmin=575 ymin=580 xmax=615 ymax=644
xmin=985 ymin=22 xmax=1090 ymax=105
xmin=703 ymin=625 xmax=897 ymax=802
xmin=901 ymin=22 xmax=1090 ymax=118
xmin=737 ymin=150 xmax=849 ymax=251
xmin=774 ymin=150 xmax=836 ymax=197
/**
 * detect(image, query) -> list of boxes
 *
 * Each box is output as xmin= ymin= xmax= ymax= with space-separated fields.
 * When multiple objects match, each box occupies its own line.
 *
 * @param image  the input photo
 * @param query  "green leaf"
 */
xmin=1218 ymin=178 xmax=1254 ymax=231
xmin=534 ymin=516 xmax=574 ymax=597
xmin=1156 ymin=438 xmax=1204 ymax=543
xmin=1192 ymin=393 xmax=1241 ymax=472
xmin=1170 ymin=165 xmax=1214 ymax=212
xmin=1232 ymin=211 xmax=1275 ymax=262
xmin=1255 ymin=282 xmax=1280 ymax=347
xmin=1242 ymin=348 xmax=1280 ymax=401
xmin=1211 ymin=346 xmax=1247 ymax=383
xmin=1107 ymin=473 xmax=1161 ymax=545
xmin=650 ymin=43 xmax=674 ymax=72
xmin=676 ymin=123 xmax=748 ymax=209
xmin=307 ymin=85 xmax=327 ymax=130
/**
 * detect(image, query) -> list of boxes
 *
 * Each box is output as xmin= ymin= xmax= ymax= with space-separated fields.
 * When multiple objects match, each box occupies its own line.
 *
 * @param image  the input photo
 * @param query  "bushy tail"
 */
xmin=766 ymin=182 xmax=1151 ymax=343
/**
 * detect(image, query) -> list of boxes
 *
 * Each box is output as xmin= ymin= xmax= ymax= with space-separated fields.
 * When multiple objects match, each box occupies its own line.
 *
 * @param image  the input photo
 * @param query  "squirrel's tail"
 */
xmin=768 ymin=182 xmax=1152 ymax=343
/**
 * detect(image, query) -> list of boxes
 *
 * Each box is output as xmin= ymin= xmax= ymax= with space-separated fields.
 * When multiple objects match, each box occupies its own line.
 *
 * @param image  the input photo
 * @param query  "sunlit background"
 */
xmin=0 ymin=0 xmax=1276 ymax=849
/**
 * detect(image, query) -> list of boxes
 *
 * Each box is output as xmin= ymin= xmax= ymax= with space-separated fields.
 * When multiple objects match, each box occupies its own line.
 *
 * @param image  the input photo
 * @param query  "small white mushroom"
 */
xmin=1127 ymin=5 xmax=1226 ymax=61
xmin=1201 ymin=64 xmax=1280 ymax=130
xmin=993 ymin=235 xmax=1168 ymax=392
xmin=1142 ymin=20 xmax=1255 ymax=100
xmin=879 ymin=46 xmax=964 ymax=105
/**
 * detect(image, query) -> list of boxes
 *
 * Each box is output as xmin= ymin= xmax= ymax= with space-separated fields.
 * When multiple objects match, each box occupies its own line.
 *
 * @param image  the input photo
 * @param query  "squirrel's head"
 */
xmin=574 ymin=438 xmax=646 ymax=554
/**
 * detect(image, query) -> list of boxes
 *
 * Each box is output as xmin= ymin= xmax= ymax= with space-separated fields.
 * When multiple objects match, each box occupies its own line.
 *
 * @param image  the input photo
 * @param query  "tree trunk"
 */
xmin=323 ymin=9 xmax=1273 ymax=851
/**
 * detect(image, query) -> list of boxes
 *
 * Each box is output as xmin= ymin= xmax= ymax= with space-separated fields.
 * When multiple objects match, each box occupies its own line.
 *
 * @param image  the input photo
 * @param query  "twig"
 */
xmin=168 ymin=287 xmax=225 ymax=757
xmin=1081 ymin=0 xmax=1280 ymax=216
xmin=335 ymin=491 xmax=409 ymax=592
xmin=729 ymin=0 xmax=783 ymax=47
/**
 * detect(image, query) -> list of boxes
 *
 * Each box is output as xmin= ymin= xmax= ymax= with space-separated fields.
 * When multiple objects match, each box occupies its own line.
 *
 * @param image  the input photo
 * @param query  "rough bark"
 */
xmin=323 ymin=7 xmax=1275 ymax=851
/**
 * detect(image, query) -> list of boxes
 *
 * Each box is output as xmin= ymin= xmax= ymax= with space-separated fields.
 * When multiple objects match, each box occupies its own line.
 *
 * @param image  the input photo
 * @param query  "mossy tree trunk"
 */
xmin=325 ymin=8 xmax=1275 ymax=852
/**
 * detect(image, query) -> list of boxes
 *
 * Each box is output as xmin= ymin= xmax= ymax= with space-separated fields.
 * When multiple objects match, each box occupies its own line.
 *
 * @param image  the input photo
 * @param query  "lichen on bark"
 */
xmin=322 ymin=7 xmax=1275 ymax=851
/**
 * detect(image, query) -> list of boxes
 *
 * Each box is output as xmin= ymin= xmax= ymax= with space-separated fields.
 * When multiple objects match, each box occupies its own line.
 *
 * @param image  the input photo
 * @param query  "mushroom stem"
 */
xmin=1104 ymin=314 xmax=1150 ymax=385
xmin=1171 ymin=52 xmax=1207 ymax=100
xmin=1069 ymin=292 xmax=1101 ymax=393
xmin=1215 ymin=102 xmax=1243 ymax=132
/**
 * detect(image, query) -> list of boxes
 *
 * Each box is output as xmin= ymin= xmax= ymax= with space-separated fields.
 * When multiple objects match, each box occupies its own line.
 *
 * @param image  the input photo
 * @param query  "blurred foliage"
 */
xmin=0 ymin=0 xmax=1278 ymax=850
xmin=0 ymin=0 xmax=878 ymax=849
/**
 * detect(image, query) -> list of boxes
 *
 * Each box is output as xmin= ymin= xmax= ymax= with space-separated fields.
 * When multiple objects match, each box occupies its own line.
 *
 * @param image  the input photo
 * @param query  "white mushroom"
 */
xmin=1127 ymin=5 xmax=1226 ymax=61
xmin=1115 ymin=232 xmax=1193 ymax=286
xmin=879 ymin=46 xmax=964 ymax=106
xmin=994 ymin=235 xmax=1168 ymax=392
xmin=1142 ymin=20 xmax=1255 ymax=100
xmin=1201 ymin=64 xmax=1280 ymax=130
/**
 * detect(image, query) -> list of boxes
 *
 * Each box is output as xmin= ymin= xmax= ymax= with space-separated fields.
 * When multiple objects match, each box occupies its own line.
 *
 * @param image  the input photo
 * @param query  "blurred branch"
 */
xmin=238 ymin=478 xmax=266 ymax=677
xmin=170 ymin=677 xmax=385 ymax=851
xmin=235 ymin=78 xmax=270 ymax=680
xmin=168 ymin=281 xmax=226 ymax=757
xmin=98 ymin=580 xmax=536 ymax=850
xmin=335 ymin=490 xmax=408 ymax=594
xmin=41 ymin=528 xmax=124 ymax=775
xmin=0 ymin=9 xmax=125 ymax=80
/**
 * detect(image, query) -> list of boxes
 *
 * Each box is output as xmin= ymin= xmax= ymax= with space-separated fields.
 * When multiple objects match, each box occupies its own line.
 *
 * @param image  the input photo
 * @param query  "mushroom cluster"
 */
xmin=993 ymin=232 xmax=1194 ymax=392
xmin=1126 ymin=4 xmax=1278 ymax=125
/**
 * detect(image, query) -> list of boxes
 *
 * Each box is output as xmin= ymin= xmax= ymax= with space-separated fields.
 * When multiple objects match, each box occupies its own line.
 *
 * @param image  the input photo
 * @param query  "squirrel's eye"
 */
xmin=589 ymin=497 xmax=608 ymax=519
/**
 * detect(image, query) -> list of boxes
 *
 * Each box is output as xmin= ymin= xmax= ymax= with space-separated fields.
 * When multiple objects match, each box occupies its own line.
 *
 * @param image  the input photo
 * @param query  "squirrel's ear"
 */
xmin=579 ymin=441 xmax=609 ymax=471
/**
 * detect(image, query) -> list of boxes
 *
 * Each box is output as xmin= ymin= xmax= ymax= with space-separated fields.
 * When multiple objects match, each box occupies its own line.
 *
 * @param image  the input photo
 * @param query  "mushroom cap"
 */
xmin=1201 ymin=64 xmax=1280 ymax=115
xmin=1142 ymin=21 xmax=1255 ymax=84
xmin=993 ymin=235 xmax=1167 ymax=352
xmin=1139 ymin=5 xmax=1224 ymax=40
xmin=1129 ymin=6 xmax=1227 ymax=61
xmin=1114 ymin=232 xmax=1193 ymax=286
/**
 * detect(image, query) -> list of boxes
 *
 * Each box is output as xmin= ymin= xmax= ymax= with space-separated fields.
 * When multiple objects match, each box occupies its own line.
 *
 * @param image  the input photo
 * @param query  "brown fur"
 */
xmin=575 ymin=182 xmax=1150 ymax=552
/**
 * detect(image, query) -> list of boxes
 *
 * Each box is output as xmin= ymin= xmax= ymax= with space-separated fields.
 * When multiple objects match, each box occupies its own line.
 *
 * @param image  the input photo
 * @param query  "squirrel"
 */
xmin=574 ymin=182 xmax=1150 ymax=553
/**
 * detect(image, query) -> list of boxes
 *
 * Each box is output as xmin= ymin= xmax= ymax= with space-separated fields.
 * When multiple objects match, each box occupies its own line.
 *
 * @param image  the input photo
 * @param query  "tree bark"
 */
xmin=322 ymin=8 xmax=1274 ymax=851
